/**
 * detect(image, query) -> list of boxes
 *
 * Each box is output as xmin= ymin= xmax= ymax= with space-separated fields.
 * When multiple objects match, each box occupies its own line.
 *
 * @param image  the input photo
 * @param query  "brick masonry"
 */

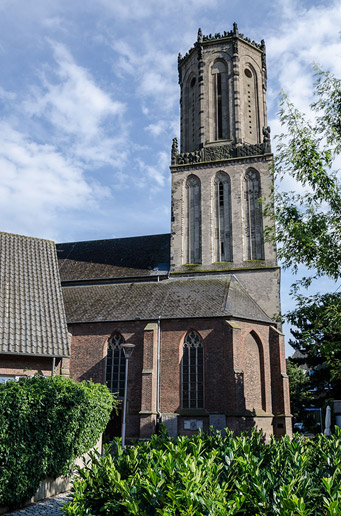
xmin=0 ymin=355 xmax=68 ymax=378
xmin=67 ymin=316 xmax=291 ymax=440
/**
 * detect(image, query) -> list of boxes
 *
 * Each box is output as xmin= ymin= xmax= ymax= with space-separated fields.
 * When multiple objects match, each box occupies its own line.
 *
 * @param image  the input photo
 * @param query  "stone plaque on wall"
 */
xmin=183 ymin=419 xmax=203 ymax=431
xmin=209 ymin=414 xmax=226 ymax=435
xmin=162 ymin=413 xmax=178 ymax=437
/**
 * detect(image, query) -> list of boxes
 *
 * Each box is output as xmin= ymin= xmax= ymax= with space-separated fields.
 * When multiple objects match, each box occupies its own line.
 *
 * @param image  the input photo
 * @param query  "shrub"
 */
xmin=0 ymin=375 xmax=116 ymax=508
xmin=64 ymin=427 xmax=341 ymax=515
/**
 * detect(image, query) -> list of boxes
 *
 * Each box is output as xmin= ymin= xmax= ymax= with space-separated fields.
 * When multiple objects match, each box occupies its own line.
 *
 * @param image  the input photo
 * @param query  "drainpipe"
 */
xmin=157 ymin=316 xmax=161 ymax=423
xmin=51 ymin=357 xmax=56 ymax=377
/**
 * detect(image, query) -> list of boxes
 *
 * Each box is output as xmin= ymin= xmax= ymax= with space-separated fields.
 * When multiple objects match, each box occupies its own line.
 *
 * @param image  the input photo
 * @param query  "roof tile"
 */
xmin=57 ymin=234 xmax=171 ymax=281
xmin=62 ymin=275 xmax=272 ymax=324
xmin=0 ymin=232 xmax=70 ymax=357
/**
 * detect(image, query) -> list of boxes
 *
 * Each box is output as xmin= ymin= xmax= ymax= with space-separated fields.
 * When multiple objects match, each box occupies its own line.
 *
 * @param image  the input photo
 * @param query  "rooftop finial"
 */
xmin=233 ymin=22 xmax=238 ymax=35
xmin=197 ymin=27 xmax=203 ymax=44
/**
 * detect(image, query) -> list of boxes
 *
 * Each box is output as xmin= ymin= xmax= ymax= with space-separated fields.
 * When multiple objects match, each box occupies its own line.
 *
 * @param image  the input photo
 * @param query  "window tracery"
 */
xmin=211 ymin=60 xmax=229 ymax=141
xmin=185 ymin=175 xmax=201 ymax=263
xmin=214 ymin=171 xmax=232 ymax=262
xmin=181 ymin=330 xmax=204 ymax=409
xmin=244 ymin=168 xmax=264 ymax=260
xmin=106 ymin=333 xmax=126 ymax=397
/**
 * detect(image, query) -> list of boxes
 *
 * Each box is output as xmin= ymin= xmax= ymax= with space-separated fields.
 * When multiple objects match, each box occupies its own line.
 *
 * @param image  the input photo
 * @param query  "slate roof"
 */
xmin=57 ymin=234 xmax=171 ymax=282
xmin=0 ymin=232 xmax=70 ymax=357
xmin=62 ymin=275 xmax=272 ymax=324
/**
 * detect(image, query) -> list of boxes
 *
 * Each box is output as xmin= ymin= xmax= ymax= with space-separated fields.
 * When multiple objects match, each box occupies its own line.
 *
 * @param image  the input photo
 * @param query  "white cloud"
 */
xmin=267 ymin=0 xmax=341 ymax=115
xmin=97 ymin=0 xmax=218 ymax=21
xmin=136 ymin=151 xmax=169 ymax=192
xmin=23 ymin=41 xmax=127 ymax=166
xmin=0 ymin=86 xmax=16 ymax=101
xmin=0 ymin=122 xmax=110 ymax=238
xmin=111 ymin=38 xmax=178 ymax=112
xmin=145 ymin=120 xmax=169 ymax=137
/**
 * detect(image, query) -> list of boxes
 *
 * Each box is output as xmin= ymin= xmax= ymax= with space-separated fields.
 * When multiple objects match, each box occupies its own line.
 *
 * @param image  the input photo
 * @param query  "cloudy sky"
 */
xmin=1 ymin=0 xmax=340 ymax=354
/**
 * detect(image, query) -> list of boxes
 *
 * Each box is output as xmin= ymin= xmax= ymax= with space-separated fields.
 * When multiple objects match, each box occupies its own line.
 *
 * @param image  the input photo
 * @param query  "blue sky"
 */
xmin=0 ymin=0 xmax=340 ymax=354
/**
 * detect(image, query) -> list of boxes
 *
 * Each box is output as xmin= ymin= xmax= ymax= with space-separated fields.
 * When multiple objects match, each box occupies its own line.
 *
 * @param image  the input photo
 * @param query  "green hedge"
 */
xmin=0 ymin=375 xmax=116 ymax=508
xmin=64 ymin=427 xmax=341 ymax=515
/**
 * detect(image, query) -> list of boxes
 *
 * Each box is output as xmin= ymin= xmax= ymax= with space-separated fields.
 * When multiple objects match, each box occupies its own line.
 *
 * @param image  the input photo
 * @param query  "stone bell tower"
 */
xmin=170 ymin=24 xmax=280 ymax=321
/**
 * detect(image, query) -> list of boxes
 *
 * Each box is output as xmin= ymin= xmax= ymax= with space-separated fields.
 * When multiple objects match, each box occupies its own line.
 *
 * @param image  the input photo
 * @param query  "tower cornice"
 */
xmin=170 ymin=152 xmax=273 ymax=174
xmin=178 ymin=23 xmax=265 ymax=70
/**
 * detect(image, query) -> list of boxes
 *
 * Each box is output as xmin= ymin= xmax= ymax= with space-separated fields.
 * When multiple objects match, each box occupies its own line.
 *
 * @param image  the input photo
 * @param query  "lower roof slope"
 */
xmin=62 ymin=275 xmax=272 ymax=324
xmin=0 ymin=232 xmax=70 ymax=357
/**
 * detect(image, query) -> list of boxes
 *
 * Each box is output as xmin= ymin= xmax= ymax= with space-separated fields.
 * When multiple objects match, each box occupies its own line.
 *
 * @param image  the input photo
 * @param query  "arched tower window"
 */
xmin=243 ymin=65 xmax=260 ymax=144
xmin=211 ymin=60 xmax=229 ymax=141
xmin=181 ymin=330 xmax=204 ymax=409
xmin=185 ymin=175 xmax=201 ymax=263
xmin=214 ymin=171 xmax=232 ymax=262
xmin=106 ymin=333 xmax=126 ymax=397
xmin=244 ymin=168 xmax=264 ymax=260
xmin=184 ymin=74 xmax=197 ymax=153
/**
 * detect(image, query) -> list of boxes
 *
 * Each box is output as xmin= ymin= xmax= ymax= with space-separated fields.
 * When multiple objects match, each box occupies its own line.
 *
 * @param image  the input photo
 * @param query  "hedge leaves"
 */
xmin=0 ymin=375 xmax=115 ymax=508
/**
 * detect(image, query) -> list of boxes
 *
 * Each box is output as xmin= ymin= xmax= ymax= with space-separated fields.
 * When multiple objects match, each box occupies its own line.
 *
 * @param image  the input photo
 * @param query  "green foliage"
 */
xmin=286 ymin=359 xmax=313 ymax=424
xmin=287 ymin=293 xmax=341 ymax=400
xmin=264 ymin=85 xmax=341 ymax=281
xmin=264 ymin=66 xmax=341 ymax=410
xmin=64 ymin=427 xmax=341 ymax=515
xmin=0 ymin=375 xmax=116 ymax=508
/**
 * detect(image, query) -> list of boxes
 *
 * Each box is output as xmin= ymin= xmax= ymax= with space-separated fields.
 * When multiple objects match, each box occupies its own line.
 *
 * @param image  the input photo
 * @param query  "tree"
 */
xmin=286 ymin=358 xmax=312 ymax=426
xmin=265 ymin=66 xmax=341 ymax=404
xmin=287 ymin=292 xmax=341 ymax=400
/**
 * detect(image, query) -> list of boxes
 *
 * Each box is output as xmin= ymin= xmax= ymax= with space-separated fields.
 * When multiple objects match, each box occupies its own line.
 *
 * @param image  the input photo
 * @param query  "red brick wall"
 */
xmin=67 ymin=317 xmax=290 ymax=438
xmin=68 ymin=321 xmax=144 ymax=419
xmin=243 ymin=332 xmax=263 ymax=411
xmin=0 ymin=355 xmax=60 ymax=377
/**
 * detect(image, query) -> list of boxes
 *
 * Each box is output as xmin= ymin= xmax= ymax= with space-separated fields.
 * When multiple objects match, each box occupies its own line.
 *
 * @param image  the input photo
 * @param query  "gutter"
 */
xmin=157 ymin=316 xmax=161 ymax=423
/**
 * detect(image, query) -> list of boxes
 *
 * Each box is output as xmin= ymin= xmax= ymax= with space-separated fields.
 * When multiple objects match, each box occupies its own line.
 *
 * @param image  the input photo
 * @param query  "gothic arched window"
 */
xmin=211 ymin=60 xmax=229 ymax=141
xmin=184 ymin=73 xmax=197 ymax=152
xmin=244 ymin=168 xmax=264 ymax=260
xmin=181 ymin=330 xmax=204 ymax=409
xmin=186 ymin=175 xmax=201 ymax=264
xmin=214 ymin=171 xmax=232 ymax=262
xmin=106 ymin=333 xmax=126 ymax=397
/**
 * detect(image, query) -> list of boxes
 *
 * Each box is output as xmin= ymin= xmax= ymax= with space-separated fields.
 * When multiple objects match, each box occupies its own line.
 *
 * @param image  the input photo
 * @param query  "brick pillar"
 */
xmin=139 ymin=323 xmax=158 ymax=438
xmin=269 ymin=326 xmax=292 ymax=437
xmin=60 ymin=332 xmax=71 ymax=377
xmin=225 ymin=321 xmax=245 ymax=415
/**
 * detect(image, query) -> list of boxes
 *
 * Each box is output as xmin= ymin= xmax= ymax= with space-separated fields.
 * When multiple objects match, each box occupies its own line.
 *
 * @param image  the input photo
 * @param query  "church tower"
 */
xmin=170 ymin=24 xmax=279 ymax=320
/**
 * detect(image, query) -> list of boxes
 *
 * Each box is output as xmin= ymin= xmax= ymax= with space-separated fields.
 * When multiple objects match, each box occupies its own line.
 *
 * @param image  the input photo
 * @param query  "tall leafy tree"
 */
xmin=266 ymin=66 xmax=341 ymax=402
xmin=286 ymin=358 xmax=312 ymax=425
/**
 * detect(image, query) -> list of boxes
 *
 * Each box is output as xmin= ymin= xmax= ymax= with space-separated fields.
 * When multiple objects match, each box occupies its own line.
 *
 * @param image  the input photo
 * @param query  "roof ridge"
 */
xmin=56 ymin=232 xmax=171 ymax=246
xmin=0 ymin=231 xmax=55 ymax=244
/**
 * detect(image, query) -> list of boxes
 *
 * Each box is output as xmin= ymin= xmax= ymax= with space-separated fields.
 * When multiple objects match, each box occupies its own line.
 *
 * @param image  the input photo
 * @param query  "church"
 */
xmin=0 ymin=24 xmax=292 ymax=439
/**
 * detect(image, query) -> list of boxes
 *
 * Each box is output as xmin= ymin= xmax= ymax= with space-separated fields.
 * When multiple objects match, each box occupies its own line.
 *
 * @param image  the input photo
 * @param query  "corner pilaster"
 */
xmin=269 ymin=326 xmax=292 ymax=437
xmin=139 ymin=323 xmax=158 ymax=437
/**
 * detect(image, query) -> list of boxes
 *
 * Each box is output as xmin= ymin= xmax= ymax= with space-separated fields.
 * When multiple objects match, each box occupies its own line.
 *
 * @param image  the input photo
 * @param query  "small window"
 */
xmin=190 ymin=77 xmax=196 ymax=88
xmin=106 ymin=333 xmax=126 ymax=397
xmin=219 ymin=181 xmax=224 ymax=206
xmin=245 ymin=68 xmax=252 ymax=78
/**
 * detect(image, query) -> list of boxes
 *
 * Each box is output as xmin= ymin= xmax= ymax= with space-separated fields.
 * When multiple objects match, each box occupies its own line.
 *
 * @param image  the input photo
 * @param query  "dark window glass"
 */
xmin=181 ymin=331 xmax=204 ymax=409
xmin=106 ymin=333 xmax=126 ymax=397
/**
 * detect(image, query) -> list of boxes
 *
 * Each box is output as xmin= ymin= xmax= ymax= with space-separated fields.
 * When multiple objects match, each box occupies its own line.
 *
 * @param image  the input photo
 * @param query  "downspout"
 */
xmin=157 ymin=316 xmax=161 ymax=423
xmin=51 ymin=357 xmax=56 ymax=377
